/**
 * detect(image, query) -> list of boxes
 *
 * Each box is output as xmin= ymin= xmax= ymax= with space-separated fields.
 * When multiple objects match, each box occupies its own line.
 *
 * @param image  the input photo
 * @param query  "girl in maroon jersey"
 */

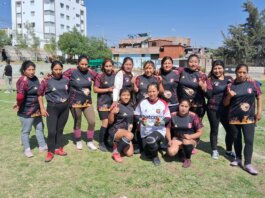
xmin=94 ymin=58 xmax=115 ymax=152
xmin=108 ymin=88 xmax=134 ymax=163
xmin=167 ymin=99 xmax=203 ymax=168
xmin=38 ymin=61 xmax=70 ymax=162
xmin=205 ymin=60 xmax=235 ymax=160
xmin=64 ymin=55 xmax=97 ymax=150
xmin=224 ymin=64 xmax=262 ymax=175
xmin=14 ymin=60 xmax=47 ymax=158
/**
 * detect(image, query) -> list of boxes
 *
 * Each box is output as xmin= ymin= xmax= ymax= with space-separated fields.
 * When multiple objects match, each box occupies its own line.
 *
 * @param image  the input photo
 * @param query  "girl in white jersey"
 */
xmin=134 ymin=83 xmax=171 ymax=166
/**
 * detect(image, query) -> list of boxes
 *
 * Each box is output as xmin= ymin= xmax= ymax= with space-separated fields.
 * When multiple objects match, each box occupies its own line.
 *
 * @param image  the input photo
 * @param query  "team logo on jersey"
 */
xmin=104 ymin=81 xmax=108 ymax=84
xmin=123 ymin=112 xmax=127 ymax=116
xmin=174 ymin=124 xmax=178 ymax=128
xmin=140 ymin=82 xmax=144 ymax=85
xmin=193 ymin=78 xmax=197 ymax=83
xmin=156 ymin=109 xmax=161 ymax=114
xmin=76 ymin=77 xmax=80 ymax=81
xmin=82 ymin=88 xmax=90 ymax=96
xmin=188 ymin=123 xmax=192 ymax=128
xmin=247 ymin=88 xmax=252 ymax=94
xmin=184 ymin=87 xmax=194 ymax=96
xmin=34 ymin=86 xmax=37 ymax=90
xmin=182 ymin=76 xmax=185 ymax=79
xmin=52 ymin=87 xmax=56 ymax=91
xmin=88 ymin=77 xmax=91 ymax=82
xmin=164 ymin=90 xmax=172 ymax=99
xmin=170 ymin=78 xmax=174 ymax=83
xmin=240 ymin=103 xmax=250 ymax=112
xmin=125 ymin=77 xmax=130 ymax=82
xmin=65 ymin=85 xmax=68 ymax=90
xmin=214 ymin=82 xmax=219 ymax=86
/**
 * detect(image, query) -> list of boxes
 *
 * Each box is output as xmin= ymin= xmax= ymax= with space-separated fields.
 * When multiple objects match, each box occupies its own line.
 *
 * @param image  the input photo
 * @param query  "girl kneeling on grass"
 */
xmin=38 ymin=61 xmax=70 ymax=162
xmin=14 ymin=60 xmax=47 ymax=158
xmin=108 ymin=88 xmax=134 ymax=162
xmin=134 ymin=83 xmax=171 ymax=166
xmin=167 ymin=99 xmax=203 ymax=168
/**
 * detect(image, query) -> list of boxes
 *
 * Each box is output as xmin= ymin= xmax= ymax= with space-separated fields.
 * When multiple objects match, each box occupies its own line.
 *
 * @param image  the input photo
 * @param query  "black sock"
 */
xmin=183 ymin=144 xmax=193 ymax=159
xmin=99 ymin=127 xmax=107 ymax=144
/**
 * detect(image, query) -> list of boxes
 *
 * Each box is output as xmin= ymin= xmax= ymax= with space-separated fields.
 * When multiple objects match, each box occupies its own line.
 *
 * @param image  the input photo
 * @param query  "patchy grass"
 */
xmin=0 ymin=82 xmax=265 ymax=198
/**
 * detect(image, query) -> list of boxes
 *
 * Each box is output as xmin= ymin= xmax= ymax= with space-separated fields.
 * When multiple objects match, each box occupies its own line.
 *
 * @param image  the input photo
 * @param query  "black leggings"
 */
xmin=190 ymin=106 xmax=205 ymax=119
xmin=207 ymin=108 xmax=233 ymax=151
xmin=230 ymin=124 xmax=255 ymax=165
xmin=47 ymin=102 xmax=69 ymax=153
xmin=142 ymin=131 xmax=164 ymax=158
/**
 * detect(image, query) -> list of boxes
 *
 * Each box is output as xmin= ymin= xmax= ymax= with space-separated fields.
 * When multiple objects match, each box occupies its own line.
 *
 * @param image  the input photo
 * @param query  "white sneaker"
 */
xmin=39 ymin=145 xmax=48 ymax=153
xmin=212 ymin=150 xmax=219 ymax=160
xmin=87 ymin=141 xmax=97 ymax=150
xmin=76 ymin=141 xmax=83 ymax=150
xmin=24 ymin=148 xmax=34 ymax=158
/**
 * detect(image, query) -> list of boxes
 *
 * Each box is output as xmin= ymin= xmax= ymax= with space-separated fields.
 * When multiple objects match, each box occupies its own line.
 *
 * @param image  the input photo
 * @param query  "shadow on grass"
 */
xmin=197 ymin=139 xmax=234 ymax=162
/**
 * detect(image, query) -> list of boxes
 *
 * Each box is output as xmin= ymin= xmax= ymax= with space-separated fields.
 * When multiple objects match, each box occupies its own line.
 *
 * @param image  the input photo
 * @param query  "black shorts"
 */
xmin=98 ymin=111 xmax=109 ymax=120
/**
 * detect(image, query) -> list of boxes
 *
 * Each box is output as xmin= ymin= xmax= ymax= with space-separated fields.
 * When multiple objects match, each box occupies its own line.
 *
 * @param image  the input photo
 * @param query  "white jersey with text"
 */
xmin=134 ymin=98 xmax=171 ymax=138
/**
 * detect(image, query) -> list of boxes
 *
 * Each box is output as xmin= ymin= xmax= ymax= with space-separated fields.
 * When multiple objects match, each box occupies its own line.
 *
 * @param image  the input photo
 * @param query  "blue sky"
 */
xmin=1 ymin=0 xmax=265 ymax=48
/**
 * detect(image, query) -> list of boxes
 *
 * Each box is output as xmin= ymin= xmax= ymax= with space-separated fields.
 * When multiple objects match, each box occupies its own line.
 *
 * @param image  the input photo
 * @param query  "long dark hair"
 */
xmin=160 ymin=56 xmax=173 ymax=74
xmin=77 ymin=55 xmax=89 ymax=65
xmin=101 ymin=58 xmax=114 ymax=73
xmin=20 ymin=60 xmax=36 ymax=75
xmin=235 ymin=63 xmax=248 ymax=73
xmin=121 ymin=57 xmax=133 ymax=72
xmin=51 ymin=60 xmax=63 ymax=70
xmin=208 ymin=60 xmax=225 ymax=78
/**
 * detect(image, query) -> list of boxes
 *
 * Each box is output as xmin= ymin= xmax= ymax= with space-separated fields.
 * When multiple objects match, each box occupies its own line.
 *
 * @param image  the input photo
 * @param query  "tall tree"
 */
xmin=0 ymin=30 xmax=11 ymax=47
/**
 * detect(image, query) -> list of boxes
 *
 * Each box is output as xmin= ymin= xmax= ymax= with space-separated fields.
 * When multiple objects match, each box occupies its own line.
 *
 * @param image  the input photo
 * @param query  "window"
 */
xmin=31 ymin=22 xmax=35 ymax=28
xmin=17 ymin=23 xmax=22 ymax=28
xmin=66 ymin=15 xmax=70 ymax=20
xmin=44 ymin=0 xmax=54 ymax=4
xmin=60 ymin=13 xmax=64 ymax=18
xmin=16 ymin=1 xmax=22 ymax=6
xmin=76 ymin=24 xmax=80 ymax=27
xmin=76 ymin=0 xmax=80 ymax=3
xmin=60 ymin=3 xmax=64 ymax=8
xmin=141 ymin=54 xmax=146 ymax=57
xmin=30 ymin=0 xmax=34 ymax=5
xmin=44 ymin=10 xmax=55 ymax=15
xmin=80 ymin=10 xmax=84 ymax=15
xmin=61 ymin=24 xmax=65 ymax=29
xmin=66 ymin=26 xmax=70 ymax=30
xmin=66 ymin=5 xmax=69 ymax=10
xmin=80 ymin=20 xmax=84 ymax=24
xmin=31 ymin=11 xmax=35 ymax=16
xmin=16 ymin=13 xmax=22 ymax=18
xmin=152 ymin=42 xmax=156 ymax=47
xmin=76 ymin=14 xmax=80 ymax=18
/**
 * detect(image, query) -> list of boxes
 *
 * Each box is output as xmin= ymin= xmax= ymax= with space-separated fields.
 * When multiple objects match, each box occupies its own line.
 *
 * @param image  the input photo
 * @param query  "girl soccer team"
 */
xmin=14 ymin=54 xmax=262 ymax=175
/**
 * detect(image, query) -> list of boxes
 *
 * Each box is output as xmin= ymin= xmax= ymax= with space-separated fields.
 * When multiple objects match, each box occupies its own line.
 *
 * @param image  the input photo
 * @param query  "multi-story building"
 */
xmin=11 ymin=0 xmax=87 ymax=48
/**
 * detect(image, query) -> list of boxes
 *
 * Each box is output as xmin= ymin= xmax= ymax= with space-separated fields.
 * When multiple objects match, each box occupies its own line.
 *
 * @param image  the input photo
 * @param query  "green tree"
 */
xmin=58 ymin=28 xmax=112 ymax=59
xmin=44 ymin=37 xmax=57 ymax=56
xmin=0 ymin=30 xmax=11 ymax=47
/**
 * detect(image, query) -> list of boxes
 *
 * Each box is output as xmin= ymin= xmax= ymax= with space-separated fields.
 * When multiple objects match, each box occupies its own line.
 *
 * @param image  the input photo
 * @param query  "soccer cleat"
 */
xmin=76 ymin=141 xmax=83 ymax=150
xmin=87 ymin=141 xmax=97 ymax=150
xmin=225 ymin=151 xmax=236 ymax=159
xmin=55 ymin=148 xmax=67 ymax=156
xmin=112 ymin=152 xmax=123 ymax=163
xmin=212 ymin=150 xmax=219 ymax=160
xmin=98 ymin=143 xmax=108 ymax=152
xmin=45 ymin=152 xmax=54 ymax=162
xmin=24 ymin=148 xmax=34 ymax=158
xmin=182 ymin=159 xmax=191 ymax=168
xmin=192 ymin=148 xmax=198 ymax=155
xmin=244 ymin=164 xmax=258 ymax=175
xmin=152 ymin=156 xmax=161 ymax=166
xmin=230 ymin=159 xmax=242 ymax=167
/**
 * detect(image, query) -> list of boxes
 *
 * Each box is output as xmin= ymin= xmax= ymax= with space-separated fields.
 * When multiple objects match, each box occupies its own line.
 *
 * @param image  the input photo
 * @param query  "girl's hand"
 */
xmin=41 ymin=109 xmax=49 ymax=117
xmin=255 ymin=112 xmax=262 ymax=123
xmin=198 ymin=79 xmax=207 ymax=91
xmin=167 ymin=140 xmax=172 ymax=147
xmin=183 ymin=134 xmax=192 ymax=140
xmin=13 ymin=104 xmax=19 ymax=112
xmin=227 ymin=87 xmax=236 ymax=98
xmin=109 ymin=101 xmax=118 ymax=110
xmin=112 ymin=106 xmax=120 ymax=114
xmin=108 ymin=86 xmax=114 ymax=92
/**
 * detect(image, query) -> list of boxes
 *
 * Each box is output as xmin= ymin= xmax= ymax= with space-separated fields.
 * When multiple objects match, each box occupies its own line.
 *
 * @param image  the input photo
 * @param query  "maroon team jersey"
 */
xmin=64 ymin=67 xmax=97 ymax=108
xmin=206 ymin=76 xmax=233 ymax=110
xmin=160 ymin=70 xmax=180 ymax=106
xmin=178 ymin=67 xmax=207 ymax=107
xmin=16 ymin=76 xmax=41 ymax=118
xmin=171 ymin=111 xmax=203 ymax=136
xmin=38 ymin=76 xmax=69 ymax=104
xmin=94 ymin=72 xmax=115 ymax=111
xmin=135 ymin=74 xmax=160 ymax=103
xmin=227 ymin=80 xmax=262 ymax=124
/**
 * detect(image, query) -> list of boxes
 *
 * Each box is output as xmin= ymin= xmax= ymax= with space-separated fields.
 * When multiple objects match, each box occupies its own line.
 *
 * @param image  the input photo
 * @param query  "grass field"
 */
xmin=0 ymin=82 xmax=265 ymax=198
